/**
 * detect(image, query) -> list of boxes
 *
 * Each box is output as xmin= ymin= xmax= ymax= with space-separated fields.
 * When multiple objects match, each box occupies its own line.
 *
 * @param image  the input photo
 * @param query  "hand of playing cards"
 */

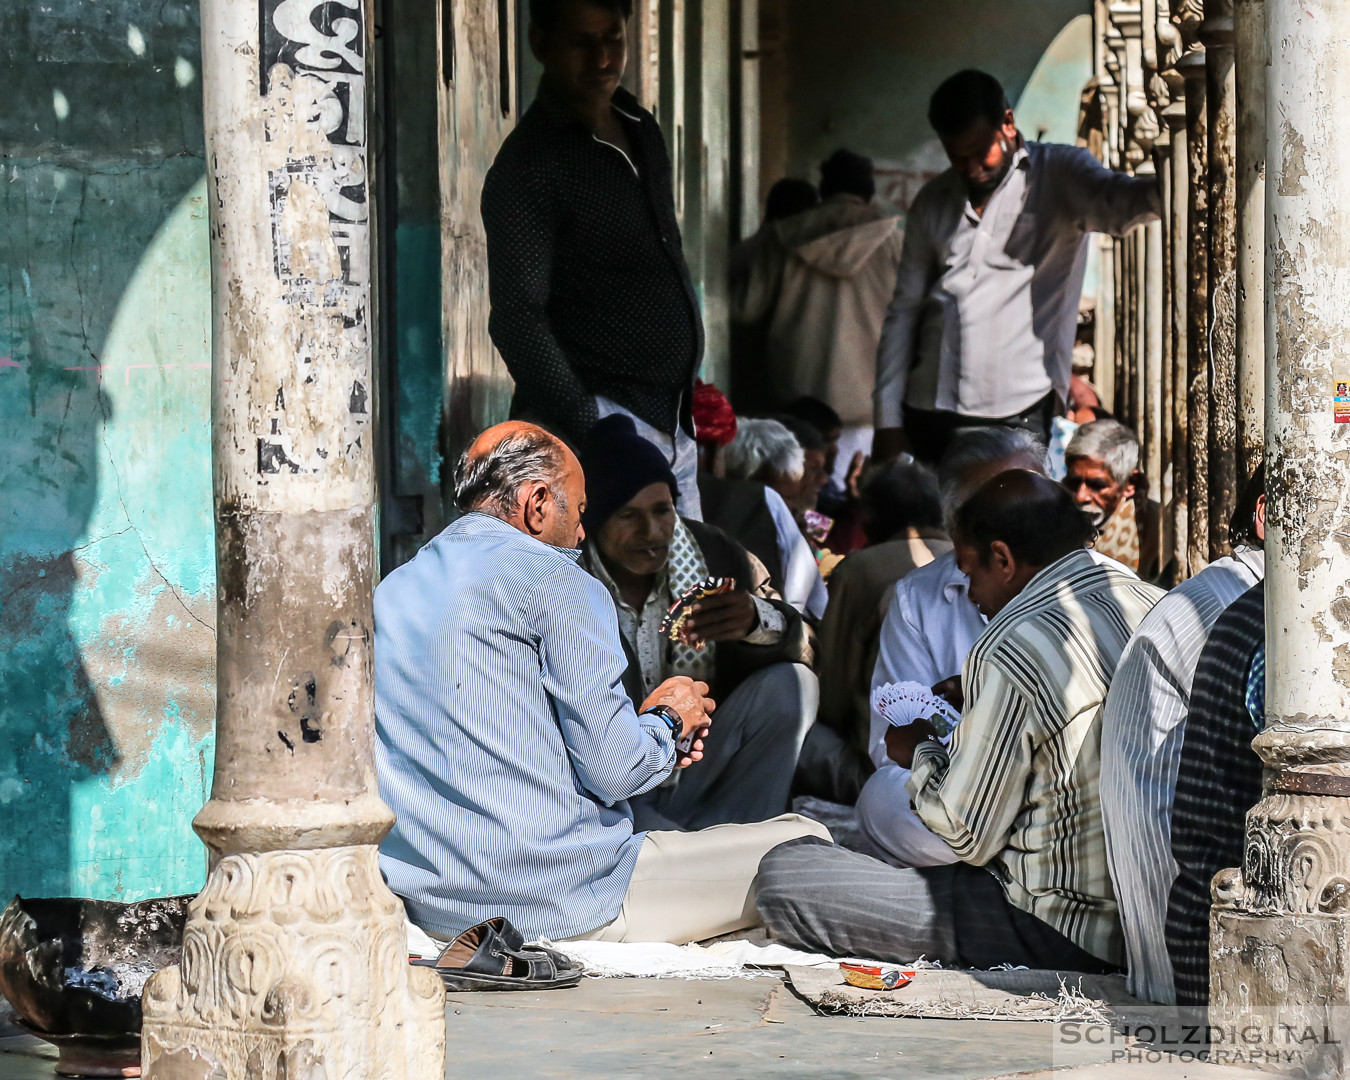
xmin=659 ymin=576 xmax=736 ymax=650
xmin=871 ymin=681 xmax=961 ymax=740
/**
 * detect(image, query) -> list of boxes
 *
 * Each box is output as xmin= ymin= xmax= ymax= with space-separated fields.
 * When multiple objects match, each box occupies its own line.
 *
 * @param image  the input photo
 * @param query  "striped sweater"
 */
xmin=908 ymin=548 xmax=1164 ymax=965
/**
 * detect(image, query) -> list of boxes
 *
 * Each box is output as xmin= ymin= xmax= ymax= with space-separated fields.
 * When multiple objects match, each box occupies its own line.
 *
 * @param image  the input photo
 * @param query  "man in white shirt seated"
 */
xmin=856 ymin=428 xmax=1046 ymax=866
xmin=1100 ymin=464 xmax=1266 ymax=1003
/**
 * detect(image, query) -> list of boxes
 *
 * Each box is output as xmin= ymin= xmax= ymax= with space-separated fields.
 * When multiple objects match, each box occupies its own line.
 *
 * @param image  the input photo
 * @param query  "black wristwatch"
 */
xmin=643 ymin=705 xmax=683 ymax=738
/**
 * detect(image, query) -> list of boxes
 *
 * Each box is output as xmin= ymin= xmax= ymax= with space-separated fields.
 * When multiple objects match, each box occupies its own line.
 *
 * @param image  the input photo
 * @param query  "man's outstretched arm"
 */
xmin=1063 ymin=145 xmax=1162 ymax=237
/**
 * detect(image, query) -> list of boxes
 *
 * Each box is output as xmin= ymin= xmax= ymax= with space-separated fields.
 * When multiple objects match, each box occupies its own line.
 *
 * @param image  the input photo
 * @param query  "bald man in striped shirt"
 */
xmin=757 ymin=472 xmax=1162 ymax=971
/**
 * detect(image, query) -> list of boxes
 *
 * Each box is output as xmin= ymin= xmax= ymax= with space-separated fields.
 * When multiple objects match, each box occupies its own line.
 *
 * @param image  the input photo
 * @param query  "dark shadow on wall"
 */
xmin=0 ymin=0 xmax=204 ymax=899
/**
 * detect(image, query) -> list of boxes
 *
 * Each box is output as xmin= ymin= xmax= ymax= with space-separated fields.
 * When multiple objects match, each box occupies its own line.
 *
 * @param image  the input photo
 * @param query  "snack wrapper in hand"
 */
xmin=871 ymin=680 xmax=961 ymax=740
xmin=658 ymin=576 xmax=736 ymax=650
xmin=801 ymin=509 xmax=833 ymax=545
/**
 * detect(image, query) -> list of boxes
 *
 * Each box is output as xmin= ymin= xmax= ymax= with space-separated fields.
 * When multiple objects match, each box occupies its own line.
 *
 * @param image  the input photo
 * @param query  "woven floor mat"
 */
xmin=785 ymin=965 xmax=1146 ymax=1022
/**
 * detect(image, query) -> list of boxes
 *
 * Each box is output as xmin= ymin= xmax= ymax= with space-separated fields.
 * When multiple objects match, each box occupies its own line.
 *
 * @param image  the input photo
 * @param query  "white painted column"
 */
xmin=1211 ymin=2 xmax=1350 ymax=1069
xmin=140 ymin=1 xmax=445 ymax=1075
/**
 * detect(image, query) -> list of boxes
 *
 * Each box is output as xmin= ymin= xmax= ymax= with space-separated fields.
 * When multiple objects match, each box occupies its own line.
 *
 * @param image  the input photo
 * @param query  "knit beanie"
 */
xmin=580 ymin=414 xmax=680 ymax=533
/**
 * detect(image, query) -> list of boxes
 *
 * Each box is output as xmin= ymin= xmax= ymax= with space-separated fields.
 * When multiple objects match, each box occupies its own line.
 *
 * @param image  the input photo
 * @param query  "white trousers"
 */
xmin=570 ymin=814 xmax=831 ymax=944
xmin=855 ymin=764 xmax=960 ymax=869
xmin=595 ymin=395 xmax=703 ymax=520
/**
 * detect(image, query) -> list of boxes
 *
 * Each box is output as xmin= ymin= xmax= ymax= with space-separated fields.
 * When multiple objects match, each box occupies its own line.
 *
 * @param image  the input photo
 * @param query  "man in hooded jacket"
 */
xmin=734 ymin=149 xmax=903 ymax=465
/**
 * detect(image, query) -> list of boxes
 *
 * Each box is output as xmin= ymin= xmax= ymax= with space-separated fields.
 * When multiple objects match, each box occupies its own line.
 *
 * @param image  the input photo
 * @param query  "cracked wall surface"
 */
xmin=0 ymin=0 xmax=216 ymax=901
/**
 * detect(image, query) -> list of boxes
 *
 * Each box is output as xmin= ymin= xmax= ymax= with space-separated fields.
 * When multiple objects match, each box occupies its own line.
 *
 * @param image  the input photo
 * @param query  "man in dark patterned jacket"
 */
xmin=482 ymin=0 xmax=705 ymax=517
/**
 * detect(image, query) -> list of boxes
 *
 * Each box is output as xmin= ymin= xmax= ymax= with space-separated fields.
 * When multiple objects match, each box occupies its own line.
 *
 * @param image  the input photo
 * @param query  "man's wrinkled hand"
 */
xmin=641 ymin=676 xmax=715 ymax=739
xmin=884 ymin=717 xmax=940 ymax=769
xmin=684 ymin=590 xmax=758 ymax=645
xmin=932 ymin=676 xmax=964 ymax=713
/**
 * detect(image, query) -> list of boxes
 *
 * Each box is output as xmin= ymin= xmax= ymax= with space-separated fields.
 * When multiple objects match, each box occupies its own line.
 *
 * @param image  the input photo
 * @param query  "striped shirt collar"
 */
xmin=453 ymin=510 xmax=584 ymax=563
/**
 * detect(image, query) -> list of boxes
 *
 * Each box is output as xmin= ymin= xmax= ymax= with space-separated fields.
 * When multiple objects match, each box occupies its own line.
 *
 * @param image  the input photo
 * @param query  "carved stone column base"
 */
xmin=140 ymin=846 xmax=445 ymax=1080
xmin=1211 ymin=791 xmax=1350 ymax=1078
xmin=1212 ymin=909 xmax=1350 ymax=1078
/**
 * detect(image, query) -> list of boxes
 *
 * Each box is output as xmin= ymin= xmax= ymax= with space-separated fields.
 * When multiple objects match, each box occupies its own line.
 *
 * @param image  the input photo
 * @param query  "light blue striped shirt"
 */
xmin=1100 ymin=549 xmax=1264 ymax=1003
xmin=375 ymin=512 xmax=677 ymax=941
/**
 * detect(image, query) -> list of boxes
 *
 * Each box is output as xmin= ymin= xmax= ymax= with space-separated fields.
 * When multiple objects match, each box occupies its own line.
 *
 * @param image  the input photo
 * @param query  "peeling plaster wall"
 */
xmin=0 ymin=1 xmax=215 ymax=901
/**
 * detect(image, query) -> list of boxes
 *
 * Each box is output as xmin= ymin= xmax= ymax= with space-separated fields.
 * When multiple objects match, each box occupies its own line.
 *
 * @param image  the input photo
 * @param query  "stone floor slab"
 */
xmin=0 ymin=977 xmax=1267 ymax=1080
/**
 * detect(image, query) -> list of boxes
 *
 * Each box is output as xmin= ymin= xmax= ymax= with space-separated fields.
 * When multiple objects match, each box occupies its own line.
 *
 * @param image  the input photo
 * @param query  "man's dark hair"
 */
xmin=954 ymin=469 xmax=1095 ymax=567
xmin=860 ymin=461 xmax=943 ymax=545
xmin=771 ymin=414 xmax=825 ymax=452
xmin=1230 ymin=460 xmax=1265 ymax=548
xmin=764 ymin=178 xmax=820 ymax=222
xmin=530 ymin=0 xmax=633 ymax=34
xmin=780 ymin=396 xmax=842 ymax=437
xmin=818 ymin=149 xmax=875 ymax=201
xmin=928 ymin=69 xmax=1011 ymax=138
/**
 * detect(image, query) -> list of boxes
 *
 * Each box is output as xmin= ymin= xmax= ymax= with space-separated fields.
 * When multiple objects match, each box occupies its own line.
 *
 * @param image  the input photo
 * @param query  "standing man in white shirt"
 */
xmin=873 ymin=69 xmax=1160 ymax=465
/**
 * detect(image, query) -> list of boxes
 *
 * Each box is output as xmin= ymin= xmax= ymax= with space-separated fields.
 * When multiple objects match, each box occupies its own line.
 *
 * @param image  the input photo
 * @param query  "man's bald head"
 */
xmin=453 ymin=422 xmax=586 ymax=546
xmin=952 ymin=469 xmax=1096 ymax=616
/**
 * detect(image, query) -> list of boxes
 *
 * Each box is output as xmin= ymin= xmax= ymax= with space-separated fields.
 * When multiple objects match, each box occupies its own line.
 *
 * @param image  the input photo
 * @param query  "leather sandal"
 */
xmin=411 ymin=917 xmax=583 ymax=991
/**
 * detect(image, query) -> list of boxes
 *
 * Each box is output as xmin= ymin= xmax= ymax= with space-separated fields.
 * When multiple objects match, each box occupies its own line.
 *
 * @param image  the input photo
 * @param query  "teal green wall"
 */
xmin=0 ymin=1 xmax=215 ymax=901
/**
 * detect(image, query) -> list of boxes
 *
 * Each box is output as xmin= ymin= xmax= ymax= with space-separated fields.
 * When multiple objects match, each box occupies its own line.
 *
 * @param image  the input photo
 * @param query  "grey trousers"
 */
xmin=754 ymin=836 xmax=1117 ymax=972
xmin=633 ymin=662 xmax=817 ymax=831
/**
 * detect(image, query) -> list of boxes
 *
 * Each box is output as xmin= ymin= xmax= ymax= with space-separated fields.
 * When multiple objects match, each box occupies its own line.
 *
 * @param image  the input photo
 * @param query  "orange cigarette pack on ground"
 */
xmin=839 ymin=962 xmax=916 ymax=991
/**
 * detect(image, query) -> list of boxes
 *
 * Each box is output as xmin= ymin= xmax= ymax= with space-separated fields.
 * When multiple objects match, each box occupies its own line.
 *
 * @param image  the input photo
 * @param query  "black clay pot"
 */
xmin=0 ymin=894 xmax=191 ymax=1077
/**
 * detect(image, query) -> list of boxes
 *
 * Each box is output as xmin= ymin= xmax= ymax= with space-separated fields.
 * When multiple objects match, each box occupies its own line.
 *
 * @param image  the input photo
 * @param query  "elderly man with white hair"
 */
xmin=722 ymin=417 xmax=828 ymax=620
xmin=1062 ymin=418 xmax=1157 ymax=577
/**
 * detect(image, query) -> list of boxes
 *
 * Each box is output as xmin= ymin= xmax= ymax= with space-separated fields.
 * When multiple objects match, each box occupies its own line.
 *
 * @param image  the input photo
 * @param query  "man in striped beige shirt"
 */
xmin=756 ymin=471 xmax=1163 ymax=970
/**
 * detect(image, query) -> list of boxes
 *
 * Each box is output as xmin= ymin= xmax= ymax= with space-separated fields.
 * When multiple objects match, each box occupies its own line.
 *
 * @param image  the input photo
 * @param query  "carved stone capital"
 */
xmin=1212 ymin=794 xmax=1350 ymax=918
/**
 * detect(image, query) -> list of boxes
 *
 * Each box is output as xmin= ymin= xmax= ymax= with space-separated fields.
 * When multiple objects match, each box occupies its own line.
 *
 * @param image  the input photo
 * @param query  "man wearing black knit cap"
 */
xmin=580 ymin=415 xmax=817 ymax=831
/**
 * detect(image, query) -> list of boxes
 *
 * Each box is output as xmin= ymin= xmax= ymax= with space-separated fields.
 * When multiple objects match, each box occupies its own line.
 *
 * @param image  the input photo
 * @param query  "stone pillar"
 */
xmin=1156 ymin=150 xmax=1177 ymax=574
xmin=1114 ymin=240 xmax=1129 ymax=416
xmin=1179 ymin=25 xmax=1210 ymax=575
xmin=1134 ymin=226 xmax=1148 ymax=440
xmin=1095 ymin=233 xmax=1118 ymax=412
xmin=1144 ymin=217 xmax=1165 ymax=520
xmin=1210 ymin=2 xmax=1350 ymax=1073
xmin=1164 ymin=79 xmax=1192 ymax=582
xmin=140 ymin=1 xmax=446 ymax=1076
xmin=1234 ymin=0 xmax=1266 ymax=477
xmin=1202 ymin=0 xmax=1239 ymax=557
